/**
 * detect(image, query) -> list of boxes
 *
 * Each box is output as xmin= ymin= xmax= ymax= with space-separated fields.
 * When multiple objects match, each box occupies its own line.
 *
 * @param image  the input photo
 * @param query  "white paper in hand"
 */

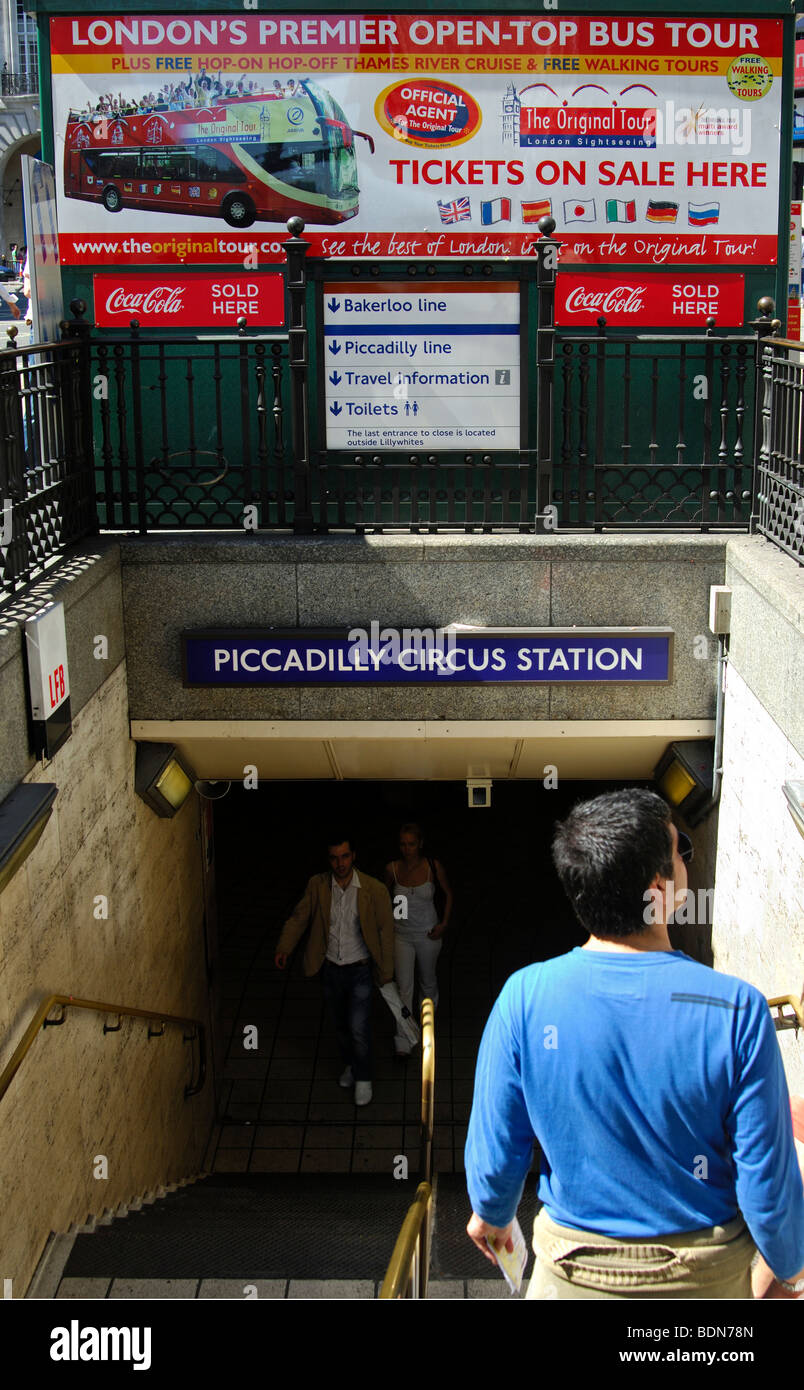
xmin=379 ymin=981 xmax=420 ymax=1046
xmin=486 ymin=1217 xmax=528 ymax=1295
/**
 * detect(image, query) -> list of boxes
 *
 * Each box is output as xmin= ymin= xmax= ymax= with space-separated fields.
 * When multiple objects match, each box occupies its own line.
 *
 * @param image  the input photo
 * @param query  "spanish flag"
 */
xmin=521 ymin=199 xmax=552 ymax=224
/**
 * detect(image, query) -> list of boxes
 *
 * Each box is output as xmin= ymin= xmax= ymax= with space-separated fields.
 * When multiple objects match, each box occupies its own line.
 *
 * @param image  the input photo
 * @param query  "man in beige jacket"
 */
xmin=275 ymin=835 xmax=395 ymax=1106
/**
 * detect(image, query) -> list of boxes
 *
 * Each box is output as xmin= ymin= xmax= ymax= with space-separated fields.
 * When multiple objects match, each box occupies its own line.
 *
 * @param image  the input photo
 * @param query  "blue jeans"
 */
xmin=321 ymin=959 xmax=373 ymax=1081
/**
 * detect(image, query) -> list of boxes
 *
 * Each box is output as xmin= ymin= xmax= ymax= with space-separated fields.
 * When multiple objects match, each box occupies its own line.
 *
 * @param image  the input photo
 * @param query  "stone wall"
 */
xmin=0 ymin=547 xmax=213 ymax=1295
xmin=712 ymin=538 xmax=804 ymax=1096
xmin=120 ymin=532 xmax=727 ymax=722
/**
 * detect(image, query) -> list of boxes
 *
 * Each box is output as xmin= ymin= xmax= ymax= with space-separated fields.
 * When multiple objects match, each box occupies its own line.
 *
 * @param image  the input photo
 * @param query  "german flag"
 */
xmin=645 ymin=200 xmax=679 ymax=224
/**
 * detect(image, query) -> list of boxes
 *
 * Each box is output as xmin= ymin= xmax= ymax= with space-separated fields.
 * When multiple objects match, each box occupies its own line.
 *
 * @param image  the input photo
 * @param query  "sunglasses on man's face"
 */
xmin=676 ymin=831 xmax=694 ymax=865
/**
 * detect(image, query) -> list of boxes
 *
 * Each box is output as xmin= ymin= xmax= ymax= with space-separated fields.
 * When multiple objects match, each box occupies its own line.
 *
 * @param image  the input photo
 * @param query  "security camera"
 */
xmin=194 ymin=780 xmax=232 ymax=801
xmin=467 ymin=778 xmax=492 ymax=809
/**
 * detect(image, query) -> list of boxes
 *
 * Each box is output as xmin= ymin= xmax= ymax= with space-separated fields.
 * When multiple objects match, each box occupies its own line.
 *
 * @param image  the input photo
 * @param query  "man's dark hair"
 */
xmin=326 ymin=833 xmax=355 ymax=853
xmin=551 ymin=789 xmax=674 ymax=938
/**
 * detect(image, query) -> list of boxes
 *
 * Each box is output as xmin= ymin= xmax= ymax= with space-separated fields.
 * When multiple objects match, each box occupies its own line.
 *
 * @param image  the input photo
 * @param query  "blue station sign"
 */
xmin=182 ymin=628 xmax=673 ymax=686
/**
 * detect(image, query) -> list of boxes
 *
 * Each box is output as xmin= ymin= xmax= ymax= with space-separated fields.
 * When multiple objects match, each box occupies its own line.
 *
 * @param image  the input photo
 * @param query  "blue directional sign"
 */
xmin=323 ymin=281 xmax=521 ymax=450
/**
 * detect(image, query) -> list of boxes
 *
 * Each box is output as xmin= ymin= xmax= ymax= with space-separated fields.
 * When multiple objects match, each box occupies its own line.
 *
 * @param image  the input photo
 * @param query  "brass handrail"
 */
xmin=381 ymin=999 xmax=436 ymax=1299
xmin=0 ymin=994 xmax=207 ymax=1107
xmin=767 ymin=995 xmax=804 ymax=1032
xmin=379 ymin=1183 xmax=433 ymax=1299
xmin=419 ymin=998 xmax=435 ymax=1183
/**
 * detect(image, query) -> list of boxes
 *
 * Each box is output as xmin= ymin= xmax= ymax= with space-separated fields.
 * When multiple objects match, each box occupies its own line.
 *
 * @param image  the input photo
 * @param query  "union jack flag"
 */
xmin=437 ymin=197 xmax=471 ymax=225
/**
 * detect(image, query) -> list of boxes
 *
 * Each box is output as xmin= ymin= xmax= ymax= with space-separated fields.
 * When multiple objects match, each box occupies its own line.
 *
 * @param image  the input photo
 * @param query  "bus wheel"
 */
xmin=222 ymin=194 xmax=256 ymax=228
xmin=102 ymin=186 xmax=123 ymax=213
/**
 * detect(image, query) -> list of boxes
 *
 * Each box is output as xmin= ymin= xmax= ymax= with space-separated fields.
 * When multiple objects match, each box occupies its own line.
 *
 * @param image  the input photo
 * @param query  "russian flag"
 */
xmin=481 ymin=198 xmax=512 ymax=225
xmin=688 ymin=201 xmax=720 ymax=227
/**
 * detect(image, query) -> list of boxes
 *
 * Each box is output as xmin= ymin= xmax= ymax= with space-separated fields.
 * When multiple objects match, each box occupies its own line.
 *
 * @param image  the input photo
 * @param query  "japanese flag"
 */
xmin=563 ymin=199 xmax=597 ymax=223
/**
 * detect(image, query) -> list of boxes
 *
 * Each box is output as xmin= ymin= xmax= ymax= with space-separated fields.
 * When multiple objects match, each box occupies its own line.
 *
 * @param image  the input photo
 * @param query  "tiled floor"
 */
xmin=207 ymin=907 xmax=531 ymax=1178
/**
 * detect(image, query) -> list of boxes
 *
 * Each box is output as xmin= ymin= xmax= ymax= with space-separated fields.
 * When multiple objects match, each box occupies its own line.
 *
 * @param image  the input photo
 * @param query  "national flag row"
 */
xmin=439 ymin=197 xmax=721 ymax=227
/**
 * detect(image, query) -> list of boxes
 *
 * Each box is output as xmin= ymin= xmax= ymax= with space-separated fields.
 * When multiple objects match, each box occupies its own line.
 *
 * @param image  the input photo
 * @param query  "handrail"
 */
xmin=419 ymin=998 xmax=435 ymax=1183
xmin=381 ymin=998 xmax=436 ymax=1299
xmin=379 ymin=1183 xmax=433 ymax=1299
xmin=0 ymin=994 xmax=206 ymax=1107
xmin=767 ymin=995 xmax=804 ymax=1032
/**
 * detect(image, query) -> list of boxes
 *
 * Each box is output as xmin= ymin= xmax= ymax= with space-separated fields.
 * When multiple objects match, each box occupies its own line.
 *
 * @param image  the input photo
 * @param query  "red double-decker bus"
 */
xmin=63 ymin=80 xmax=374 ymax=227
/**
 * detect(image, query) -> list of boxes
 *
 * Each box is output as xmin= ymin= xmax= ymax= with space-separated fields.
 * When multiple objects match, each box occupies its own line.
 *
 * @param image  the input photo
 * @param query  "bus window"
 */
xmin=249 ymin=141 xmax=356 ymax=199
xmin=114 ymin=154 xmax=138 ymax=179
xmin=197 ymin=146 xmax=246 ymax=183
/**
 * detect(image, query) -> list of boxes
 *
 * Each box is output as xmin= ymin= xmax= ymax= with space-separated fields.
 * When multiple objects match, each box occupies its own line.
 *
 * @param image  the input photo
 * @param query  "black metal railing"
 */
xmin=0 ymin=70 xmax=38 ymax=97
xmin=552 ymin=324 xmax=757 ymax=530
xmin=0 ymin=327 xmax=97 ymax=602
xmin=90 ymin=327 xmax=291 ymax=532
xmin=754 ymin=335 xmax=804 ymax=564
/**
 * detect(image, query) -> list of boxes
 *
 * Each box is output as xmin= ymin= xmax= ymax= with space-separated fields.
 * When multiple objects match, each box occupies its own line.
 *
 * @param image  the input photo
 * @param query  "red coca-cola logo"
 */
xmin=104 ymin=285 xmax=185 ymax=315
xmin=563 ymin=285 xmax=647 ymax=315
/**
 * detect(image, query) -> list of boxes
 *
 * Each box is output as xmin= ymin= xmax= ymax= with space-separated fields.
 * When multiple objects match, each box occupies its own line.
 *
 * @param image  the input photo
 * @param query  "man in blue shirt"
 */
xmin=465 ymin=789 xmax=804 ymax=1298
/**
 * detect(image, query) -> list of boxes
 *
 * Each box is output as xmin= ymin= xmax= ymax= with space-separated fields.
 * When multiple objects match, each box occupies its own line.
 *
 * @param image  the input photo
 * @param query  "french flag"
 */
xmin=481 ymin=198 xmax=512 ymax=225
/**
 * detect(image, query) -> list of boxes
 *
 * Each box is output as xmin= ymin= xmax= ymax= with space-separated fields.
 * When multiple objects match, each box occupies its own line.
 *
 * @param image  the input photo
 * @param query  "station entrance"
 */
xmin=209 ymin=776 xmax=605 ymax=1182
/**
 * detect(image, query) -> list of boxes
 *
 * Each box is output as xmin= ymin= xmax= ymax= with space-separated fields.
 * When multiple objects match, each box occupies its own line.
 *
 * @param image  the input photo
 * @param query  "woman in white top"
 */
xmin=385 ymin=822 xmax=453 ymax=1056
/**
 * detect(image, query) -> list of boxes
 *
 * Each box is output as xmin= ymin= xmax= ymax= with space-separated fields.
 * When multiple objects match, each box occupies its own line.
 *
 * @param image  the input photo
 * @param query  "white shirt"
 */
xmin=326 ymin=868 xmax=369 ymax=965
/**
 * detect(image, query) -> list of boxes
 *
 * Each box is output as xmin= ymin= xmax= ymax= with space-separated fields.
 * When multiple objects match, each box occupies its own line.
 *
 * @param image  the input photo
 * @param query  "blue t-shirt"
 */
xmin=465 ymin=948 xmax=804 ymax=1280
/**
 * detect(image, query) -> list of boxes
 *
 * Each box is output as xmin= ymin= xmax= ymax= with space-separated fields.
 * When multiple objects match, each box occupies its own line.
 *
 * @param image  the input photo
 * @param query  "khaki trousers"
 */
xmin=526 ymin=1208 xmax=755 ymax=1300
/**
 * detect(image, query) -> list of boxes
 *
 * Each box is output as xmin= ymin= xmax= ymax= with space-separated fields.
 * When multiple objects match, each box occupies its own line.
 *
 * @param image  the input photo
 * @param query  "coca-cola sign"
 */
xmin=93 ymin=272 xmax=284 ymax=328
xmin=556 ymin=272 xmax=745 ymax=328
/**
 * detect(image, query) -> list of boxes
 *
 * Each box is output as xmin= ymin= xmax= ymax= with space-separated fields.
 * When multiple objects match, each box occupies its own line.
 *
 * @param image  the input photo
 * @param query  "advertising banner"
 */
xmin=555 ymin=271 xmax=745 ymax=326
xmin=21 ymin=157 xmax=64 ymax=342
xmin=92 ymin=271 xmax=284 ymax=326
xmin=50 ymin=14 xmax=783 ymax=269
xmin=788 ymin=201 xmax=802 ymax=338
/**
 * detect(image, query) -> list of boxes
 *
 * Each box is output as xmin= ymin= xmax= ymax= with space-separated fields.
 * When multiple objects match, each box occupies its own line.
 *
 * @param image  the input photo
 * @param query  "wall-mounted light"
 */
xmin=783 ymin=781 xmax=804 ymax=841
xmin=0 ymin=783 xmax=58 ymax=897
xmin=654 ymin=740 xmax=715 ymax=827
xmin=135 ymin=743 xmax=195 ymax=818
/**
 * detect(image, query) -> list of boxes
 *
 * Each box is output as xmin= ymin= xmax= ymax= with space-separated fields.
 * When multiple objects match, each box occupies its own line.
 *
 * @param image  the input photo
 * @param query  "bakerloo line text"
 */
xmin=211 ymin=646 xmax=647 ymax=674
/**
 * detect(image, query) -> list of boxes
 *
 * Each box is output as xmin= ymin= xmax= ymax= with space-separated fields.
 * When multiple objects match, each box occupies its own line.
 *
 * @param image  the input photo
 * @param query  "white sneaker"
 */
xmin=339 ymin=1066 xmax=354 ymax=1088
xmin=354 ymin=1081 xmax=373 ymax=1106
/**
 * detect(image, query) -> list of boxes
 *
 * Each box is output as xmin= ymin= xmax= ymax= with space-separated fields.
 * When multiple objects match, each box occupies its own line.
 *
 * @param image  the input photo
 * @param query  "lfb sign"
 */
xmin=25 ymin=602 xmax=71 ymax=719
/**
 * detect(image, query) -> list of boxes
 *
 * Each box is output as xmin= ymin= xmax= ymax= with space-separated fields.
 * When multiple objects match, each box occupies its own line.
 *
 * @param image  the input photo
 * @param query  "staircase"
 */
xmin=31 ymin=1172 xmax=531 ymax=1300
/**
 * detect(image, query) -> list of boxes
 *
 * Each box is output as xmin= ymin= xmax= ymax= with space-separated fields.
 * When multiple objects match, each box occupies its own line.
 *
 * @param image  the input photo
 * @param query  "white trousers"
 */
xmin=394 ymin=931 xmax=442 ymax=1048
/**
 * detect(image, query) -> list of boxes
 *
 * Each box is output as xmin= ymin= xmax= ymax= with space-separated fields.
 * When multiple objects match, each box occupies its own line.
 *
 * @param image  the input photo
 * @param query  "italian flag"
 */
xmin=606 ymin=199 xmax=637 ymax=224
